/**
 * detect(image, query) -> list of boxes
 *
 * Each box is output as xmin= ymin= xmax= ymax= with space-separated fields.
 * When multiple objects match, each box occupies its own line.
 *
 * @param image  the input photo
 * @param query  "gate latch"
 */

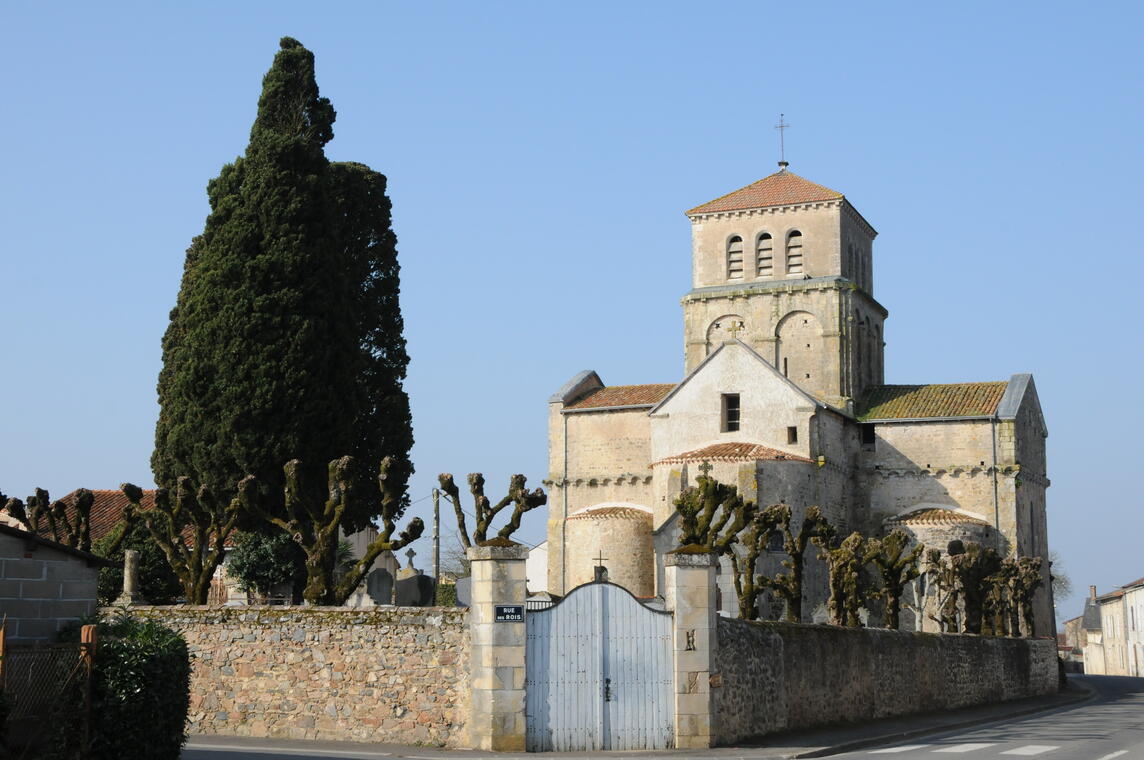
xmin=604 ymin=677 xmax=612 ymax=702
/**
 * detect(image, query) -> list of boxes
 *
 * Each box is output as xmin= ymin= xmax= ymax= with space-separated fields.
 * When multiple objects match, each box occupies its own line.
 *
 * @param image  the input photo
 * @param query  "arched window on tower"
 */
xmin=756 ymin=233 xmax=774 ymax=278
xmin=786 ymin=230 xmax=803 ymax=275
xmin=727 ymin=236 xmax=744 ymax=280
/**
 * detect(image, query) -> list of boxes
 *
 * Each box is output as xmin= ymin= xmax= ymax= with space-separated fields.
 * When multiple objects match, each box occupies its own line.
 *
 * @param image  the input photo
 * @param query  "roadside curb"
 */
xmin=788 ymin=684 xmax=1098 ymax=758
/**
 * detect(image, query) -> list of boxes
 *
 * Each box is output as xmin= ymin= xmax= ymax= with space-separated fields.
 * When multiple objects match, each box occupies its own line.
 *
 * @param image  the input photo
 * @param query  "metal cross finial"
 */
xmin=698 ymin=460 xmax=714 ymax=477
xmin=594 ymin=549 xmax=608 ymax=565
xmin=727 ymin=321 xmax=744 ymax=339
xmin=775 ymin=113 xmax=790 ymax=167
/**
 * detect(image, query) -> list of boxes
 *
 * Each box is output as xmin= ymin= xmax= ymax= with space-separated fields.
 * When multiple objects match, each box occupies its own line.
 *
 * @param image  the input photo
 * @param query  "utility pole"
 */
xmin=432 ymin=487 xmax=441 ymax=604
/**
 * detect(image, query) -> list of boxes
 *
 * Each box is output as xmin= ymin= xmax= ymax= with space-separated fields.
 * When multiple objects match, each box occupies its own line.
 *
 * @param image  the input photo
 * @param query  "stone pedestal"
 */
xmin=467 ymin=541 xmax=528 ymax=751
xmin=665 ymin=550 xmax=718 ymax=749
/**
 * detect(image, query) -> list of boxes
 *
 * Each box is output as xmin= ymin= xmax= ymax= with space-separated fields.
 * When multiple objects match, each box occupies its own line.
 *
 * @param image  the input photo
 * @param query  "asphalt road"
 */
xmin=834 ymin=675 xmax=1144 ymax=760
xmin=180 ymin=675 xmax=1144 ymax=760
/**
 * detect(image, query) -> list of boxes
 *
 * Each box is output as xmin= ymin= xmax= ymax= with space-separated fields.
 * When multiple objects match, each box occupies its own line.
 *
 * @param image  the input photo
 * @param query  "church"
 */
xmin=535 ymin=163 xmax=1054 ymax=634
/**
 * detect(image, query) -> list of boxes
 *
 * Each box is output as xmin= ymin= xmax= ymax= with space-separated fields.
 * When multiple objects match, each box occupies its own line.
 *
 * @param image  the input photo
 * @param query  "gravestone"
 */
xmin=395 ymin=574 xmax=436 ymax=607
xmin=455 ymin=575 xmax=471 ymax=607
xmin=367 ymin=567 xmax=394 ymax=605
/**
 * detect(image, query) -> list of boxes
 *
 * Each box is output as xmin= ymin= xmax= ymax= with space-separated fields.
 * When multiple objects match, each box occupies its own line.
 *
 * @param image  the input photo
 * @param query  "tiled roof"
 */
xmin=1120 ymin=577 xmax=1144 ymax=589
xmin=1098 ymin=589 xmax=1126 ymax=602
xmin=653 ymin=442 xmax=813 ymax=466
xmin=686 ymin=170 xmax=844 ymax=216
xmin=0 ymin=489 xmax=158 ymax=545
xmin=565 ymin=383 xmax=676 ymax=410
xmin=884 ymin=507 xmax=991 ymax=527
xmin=567 ymin=507 xmax=652 ymax=522
xmin=65 ymin=489 xmax=158 ymax=543
xmin=856 ymin=382 xmax=1008 ymax=421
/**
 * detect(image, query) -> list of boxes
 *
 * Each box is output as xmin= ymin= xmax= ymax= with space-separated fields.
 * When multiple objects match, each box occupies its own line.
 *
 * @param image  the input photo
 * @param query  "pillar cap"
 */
xmin=467 ymin=541 xmax=529 ymax=561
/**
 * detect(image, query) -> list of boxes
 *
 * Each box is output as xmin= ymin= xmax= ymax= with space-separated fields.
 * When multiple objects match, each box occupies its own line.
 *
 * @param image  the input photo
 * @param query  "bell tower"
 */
xmin=681 ymin=165 xmax=887 ymax=407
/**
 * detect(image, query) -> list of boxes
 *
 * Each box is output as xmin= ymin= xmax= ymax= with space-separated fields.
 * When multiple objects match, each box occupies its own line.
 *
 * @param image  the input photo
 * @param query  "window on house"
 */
xmin=782 ymin=357 xmax=789 ymax=377
xmin=756 ymin=233 xmax=774 ymax=277
xmin=860 ymin=423 xmax=876 ymax=445
xmin=786 ymin=230 xmax=803 ymax=275
xmin=727 ymin=236 xmax=744 ymax=280
xmin=721 ymin=393 xmax=741 ymax=432
xmin=787 ymin=426 xmax=798 ymax=444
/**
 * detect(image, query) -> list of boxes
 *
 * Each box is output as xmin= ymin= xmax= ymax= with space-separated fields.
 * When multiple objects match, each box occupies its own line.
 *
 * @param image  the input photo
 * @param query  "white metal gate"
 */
xmin=524 ymin=581 xmax=674 ymax=751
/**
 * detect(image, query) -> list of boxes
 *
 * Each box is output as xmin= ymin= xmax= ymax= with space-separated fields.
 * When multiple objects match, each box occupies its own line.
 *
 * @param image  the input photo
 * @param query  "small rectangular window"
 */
xmin=787 ymin=426 xmax=798 ymax=444
xmin=860 ymin=423 xmax=876 ymax=445
xmin=721 ymin=393 xmax=741 ymax=432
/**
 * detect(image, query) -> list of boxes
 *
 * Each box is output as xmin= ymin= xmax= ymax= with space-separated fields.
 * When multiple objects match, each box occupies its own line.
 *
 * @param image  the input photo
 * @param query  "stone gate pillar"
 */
xmin=665 ymin=550 xmax=718 ymax=749
xmin=467 ymin=541 xmax=528 ymax=751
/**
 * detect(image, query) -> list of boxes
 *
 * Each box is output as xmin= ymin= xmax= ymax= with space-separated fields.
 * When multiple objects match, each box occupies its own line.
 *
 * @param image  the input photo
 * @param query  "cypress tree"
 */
xmin=153 ymin=38 xmax=411 ymax=530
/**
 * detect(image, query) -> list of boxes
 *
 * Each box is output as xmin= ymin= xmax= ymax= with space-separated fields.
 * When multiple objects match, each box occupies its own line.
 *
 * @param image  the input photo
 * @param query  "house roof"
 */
xmin=884 ymin=507 xmax=991 ymax=527
xmin=686 ymin=170 xmax=844 ymax=216
xmin=61 ymin=489 xmax=158 ymax=544
xmin=1120 ymin=576 xmax=1144 ymax=589
xmin=564 ymin=383 xmax=676 ymax=411
xmin=1081 ymin=598 xmax=1102 ymax=630
xmin=856 ymin=382 xmax=1008 ymax=421
xmin=653 ymin=442 xmax=813 ymax=466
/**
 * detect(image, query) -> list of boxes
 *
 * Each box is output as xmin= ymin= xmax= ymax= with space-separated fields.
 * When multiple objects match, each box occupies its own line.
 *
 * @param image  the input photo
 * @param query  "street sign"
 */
xmin=494 ymin=604 xmax=524 ymax=622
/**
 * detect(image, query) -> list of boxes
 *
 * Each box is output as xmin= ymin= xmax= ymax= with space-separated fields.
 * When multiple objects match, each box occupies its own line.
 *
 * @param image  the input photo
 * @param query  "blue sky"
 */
xmin=2 ymin=2 xmax=1140 ymax=622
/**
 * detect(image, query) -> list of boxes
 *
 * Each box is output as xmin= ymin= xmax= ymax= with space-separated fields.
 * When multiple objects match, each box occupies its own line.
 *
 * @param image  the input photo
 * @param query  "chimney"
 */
xmin=1090 ymin=585 xmax=1098 ymax=600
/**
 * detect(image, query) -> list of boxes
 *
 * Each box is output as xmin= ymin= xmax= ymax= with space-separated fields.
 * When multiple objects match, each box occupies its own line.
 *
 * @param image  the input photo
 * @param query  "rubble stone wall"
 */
xmin=715 ymin=617 xmax=1057 ymax=744
xmin=131 ymin=606 xmax=469 ymax=747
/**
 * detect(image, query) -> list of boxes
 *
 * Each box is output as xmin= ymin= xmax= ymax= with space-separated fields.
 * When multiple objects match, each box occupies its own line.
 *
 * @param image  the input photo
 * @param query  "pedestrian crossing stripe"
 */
xmin=1000 ymin=747 xmax=1060 ymax=756
xmin=934 ymin=745 xmax=998 ymax=754
xmin=870 ymin=743 xmax=1062 ymax=756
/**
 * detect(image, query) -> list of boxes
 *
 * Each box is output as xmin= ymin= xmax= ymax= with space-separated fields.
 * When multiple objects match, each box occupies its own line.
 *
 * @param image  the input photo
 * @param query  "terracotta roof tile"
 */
xmin=567 ymin=507 xmax=652 ymax=521
xmin=686 ymin=171 xmax=843 ymax=216
xmin=565 ymin=383 xmax=676 ymax=410
xmin=884 ymin=507 xmax=991 ymax=527
xmin=653 ymin=442 xmax=813 ymax=466
xmin=856 ymin=382 xmax=1008 ymax=421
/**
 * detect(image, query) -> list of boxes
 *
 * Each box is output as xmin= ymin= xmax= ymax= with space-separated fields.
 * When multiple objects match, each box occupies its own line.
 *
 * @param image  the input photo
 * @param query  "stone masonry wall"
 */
xmin=714 ymin=617 xmax=1057 ymax=745
xmin=132 ymin=606 xmax=469 ymax=747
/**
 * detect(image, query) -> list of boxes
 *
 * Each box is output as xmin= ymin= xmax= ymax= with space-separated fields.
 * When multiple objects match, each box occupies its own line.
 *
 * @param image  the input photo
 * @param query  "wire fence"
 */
xmin=1 ymin=626 xmax=96 ymax=759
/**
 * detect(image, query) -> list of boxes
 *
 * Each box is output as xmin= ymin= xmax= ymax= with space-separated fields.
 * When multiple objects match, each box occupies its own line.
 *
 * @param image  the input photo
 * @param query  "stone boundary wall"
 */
xmin=130 ymin=606 xmax=469 ymax=747
xmin=714 ymin=617 xmax=1057 ymax=745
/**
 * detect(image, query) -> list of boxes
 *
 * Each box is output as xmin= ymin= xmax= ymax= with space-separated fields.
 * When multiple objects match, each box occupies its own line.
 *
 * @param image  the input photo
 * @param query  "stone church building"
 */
xmin=538 ymin=165 xmax=1053 ymax=634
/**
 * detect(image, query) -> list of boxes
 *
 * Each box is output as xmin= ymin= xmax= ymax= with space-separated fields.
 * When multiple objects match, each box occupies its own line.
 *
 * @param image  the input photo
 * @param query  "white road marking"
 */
xmin=934 ymin=744 xmax=998 ymax=754
xmin=1000 ymin=746 xmax=1059 ymax=756
xmin=870 ymin=745 xmax=930 ymax=754
xmin=1094 ymin=752 xmax=1128 ymax=760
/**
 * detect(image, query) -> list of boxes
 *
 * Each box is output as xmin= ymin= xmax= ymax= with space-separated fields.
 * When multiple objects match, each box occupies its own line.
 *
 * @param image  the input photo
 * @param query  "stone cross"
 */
xmin=115 ymin=548 xmax=142 ymax=606
xmin=405 ymin=547 xmax=416 ymax=569
xmin=698 ymin=461 xmax=714 ymax=477
xmin=727 ymin=321 xmax=744 ymax=339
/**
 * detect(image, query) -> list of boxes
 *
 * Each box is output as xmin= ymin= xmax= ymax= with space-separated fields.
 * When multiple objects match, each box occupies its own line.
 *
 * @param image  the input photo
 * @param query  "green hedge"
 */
xmin=54 ymin=612 xmax=190 ymax=760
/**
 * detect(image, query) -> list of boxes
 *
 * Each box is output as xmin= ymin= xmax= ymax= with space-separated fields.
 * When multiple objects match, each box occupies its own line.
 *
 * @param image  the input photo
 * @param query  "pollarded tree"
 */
xmin=816 ymin=531 xmax=867 ymax=627
xmin=152 ymin=37 xmax=412 ymax=539
xmin=729 ymin=507 xmax=781 ymax=620
xmin=672 ymin=473 xmax=757 ymax=554
xmin=243 ymin=456 xmax=424 ymax=605
xmin=761 ymin=503 xmax=832 ymax=623
xmin=2 ymin=488 xmax=127 ymax=554
xmin=865 ymin=530 xmax=924 ymax=629
xmin=120 ymin=479 xmax=245 ymax=604
xmin=437 ymin=473 xmax=547 ymax=549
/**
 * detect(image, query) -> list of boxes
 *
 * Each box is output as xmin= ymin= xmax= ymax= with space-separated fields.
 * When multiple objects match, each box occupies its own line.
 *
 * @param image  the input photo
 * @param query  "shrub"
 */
xmin=56 ymin=612 xmax=190 ymax=759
